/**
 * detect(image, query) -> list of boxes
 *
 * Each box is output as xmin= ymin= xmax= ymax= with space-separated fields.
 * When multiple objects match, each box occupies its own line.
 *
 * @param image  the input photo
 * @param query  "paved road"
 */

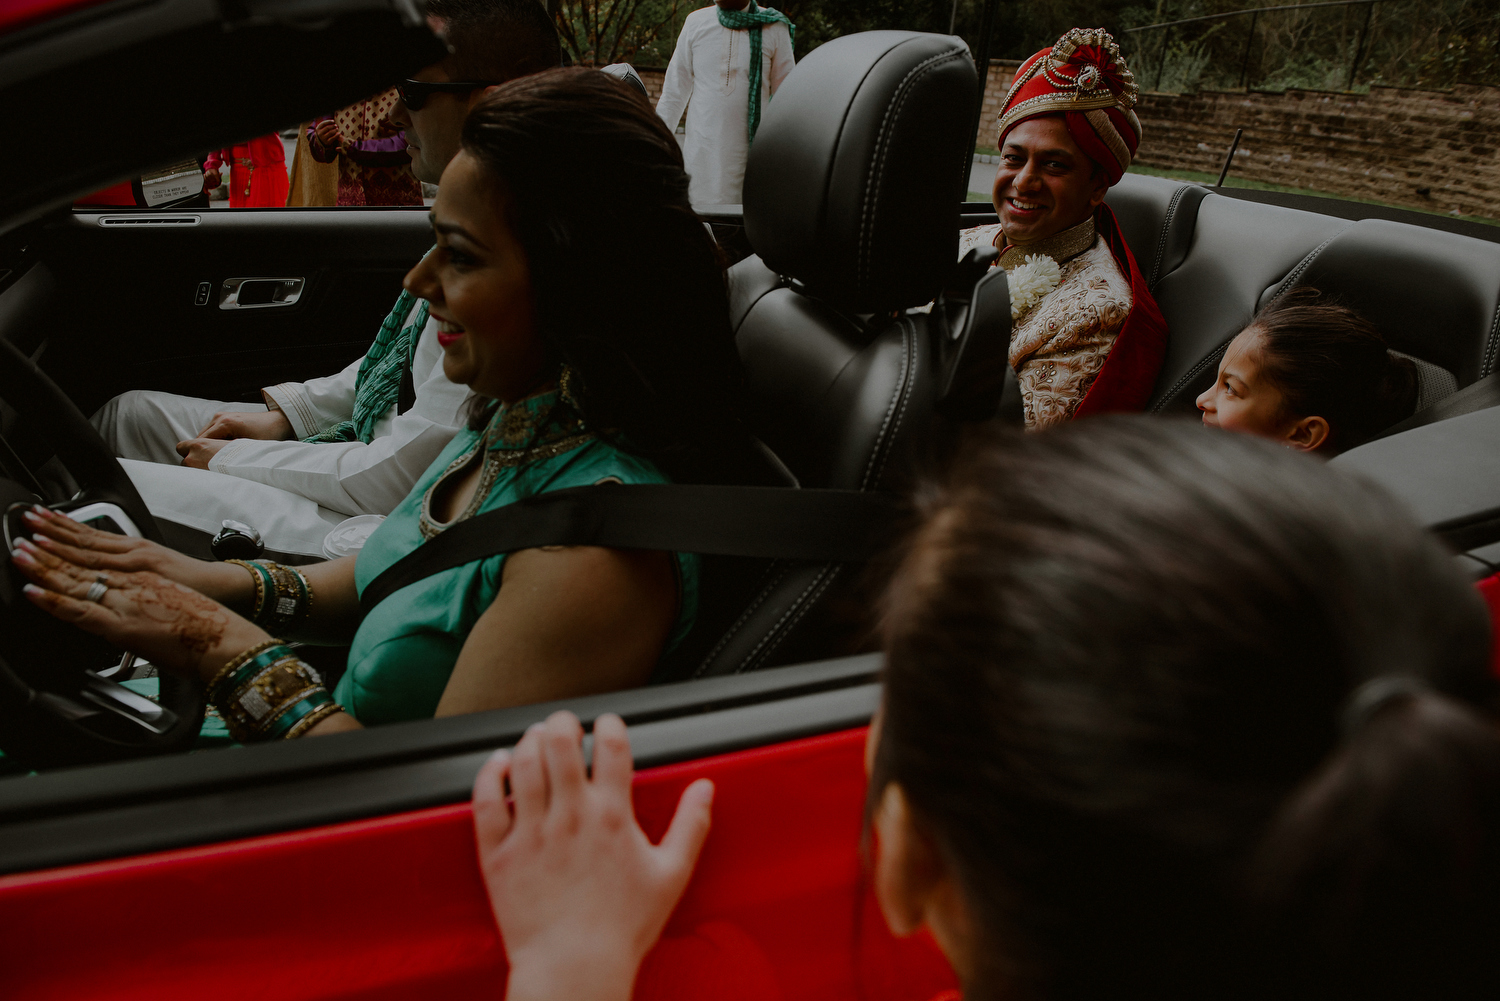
xmin=968 ymin=156 xmax=996 ymax=201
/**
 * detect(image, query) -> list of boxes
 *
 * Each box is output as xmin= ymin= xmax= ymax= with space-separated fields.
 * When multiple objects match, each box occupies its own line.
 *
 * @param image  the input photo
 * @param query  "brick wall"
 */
xmin=976 ymin=59 xmax=1021 ymax=146
xmin=638 ymin=66 xmax=666 ymax=106
xmin=1132 ymin=85 xmax=1500 ymax=217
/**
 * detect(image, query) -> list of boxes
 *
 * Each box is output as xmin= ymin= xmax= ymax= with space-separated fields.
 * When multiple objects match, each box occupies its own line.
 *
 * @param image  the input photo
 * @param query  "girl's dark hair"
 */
xmin=874 ymin=417 xmax=1500 ymax=1001
xmin=1250 ymin=288 xmax=1419 ymax=451
xmin=459 ymin=67 xmax=760 ymax=484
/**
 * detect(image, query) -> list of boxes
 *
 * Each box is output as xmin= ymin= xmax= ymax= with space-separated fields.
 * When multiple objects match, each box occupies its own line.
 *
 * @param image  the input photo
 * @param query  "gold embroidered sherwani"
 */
xmin=957 ymin=216 xmax=1133 ymax=429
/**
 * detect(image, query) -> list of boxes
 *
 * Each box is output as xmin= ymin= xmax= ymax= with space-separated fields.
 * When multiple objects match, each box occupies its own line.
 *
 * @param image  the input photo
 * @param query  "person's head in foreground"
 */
xmin=870 ymin=418 xmax=1499 ymax=1000
xmin=991 ymin=28 xmax=1141 ymax=246
xmin=473 ymin=418 xmax=1500 ymax=1001
xmin=391 ymin=0 xmax=562 ymax=183
xmin=1197 ymin=288 xmax=1419 ymax=453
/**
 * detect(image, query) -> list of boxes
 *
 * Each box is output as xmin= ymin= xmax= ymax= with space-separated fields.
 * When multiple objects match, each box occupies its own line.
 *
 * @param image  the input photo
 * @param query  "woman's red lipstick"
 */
xmin=437 ymin=332 xmax=463 ymax=347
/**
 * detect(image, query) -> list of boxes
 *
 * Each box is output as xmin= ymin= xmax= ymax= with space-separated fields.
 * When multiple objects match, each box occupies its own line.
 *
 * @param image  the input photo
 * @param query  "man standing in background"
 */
xmin=654 ymin=0 xmax=794 ymax=207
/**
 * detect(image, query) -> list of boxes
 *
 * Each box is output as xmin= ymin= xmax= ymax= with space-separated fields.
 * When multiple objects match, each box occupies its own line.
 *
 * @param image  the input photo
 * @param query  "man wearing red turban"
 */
xmin=959 ymin=28 xmax=1168 ymax=429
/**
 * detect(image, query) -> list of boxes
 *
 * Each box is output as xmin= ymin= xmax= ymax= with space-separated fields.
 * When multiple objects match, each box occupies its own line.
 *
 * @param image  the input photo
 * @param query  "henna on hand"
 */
xmin=131 ymin=573 xmax=231 ymax=660
xmin=12 ymin=537 xmax=265 ymax=677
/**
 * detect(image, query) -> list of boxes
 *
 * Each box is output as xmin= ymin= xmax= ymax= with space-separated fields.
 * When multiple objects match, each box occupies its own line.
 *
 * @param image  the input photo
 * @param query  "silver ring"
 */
xmin=84 ymin=576 xmax=108 ymax=603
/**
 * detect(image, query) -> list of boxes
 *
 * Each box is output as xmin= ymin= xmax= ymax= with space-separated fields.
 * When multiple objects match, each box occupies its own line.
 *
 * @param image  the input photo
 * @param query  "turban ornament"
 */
xmin=996 ymin=28 xmax=1142 ymax=185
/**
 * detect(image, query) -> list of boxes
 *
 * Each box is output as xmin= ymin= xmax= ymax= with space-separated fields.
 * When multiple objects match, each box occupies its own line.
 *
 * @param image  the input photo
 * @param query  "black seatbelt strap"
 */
xmin=359 ymin=484 xmax=901 ymax=615
xmin=1370 ymin=370 xmax=1500 ymax=443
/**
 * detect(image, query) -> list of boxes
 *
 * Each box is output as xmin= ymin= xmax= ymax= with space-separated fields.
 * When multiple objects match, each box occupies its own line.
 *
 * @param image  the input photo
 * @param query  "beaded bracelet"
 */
xmin=208 ymin=641 xmax=344 ymax=742
xmin=224 ymin=559 xmax=313 ymax=635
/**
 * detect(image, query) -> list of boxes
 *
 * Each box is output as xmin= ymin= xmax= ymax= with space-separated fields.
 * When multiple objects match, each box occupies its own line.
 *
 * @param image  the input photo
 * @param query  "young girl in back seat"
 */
xmin=1197 ymin=288 xmax=1419 ymax=453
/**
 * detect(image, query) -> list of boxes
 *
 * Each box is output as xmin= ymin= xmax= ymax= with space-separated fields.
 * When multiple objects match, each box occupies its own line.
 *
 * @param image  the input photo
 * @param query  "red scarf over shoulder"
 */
xmin=1073 ymin=203 xmax=1169 ymax=417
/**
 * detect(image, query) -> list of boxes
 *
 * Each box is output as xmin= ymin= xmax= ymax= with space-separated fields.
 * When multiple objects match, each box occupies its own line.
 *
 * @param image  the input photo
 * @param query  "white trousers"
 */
xmin=92 ymin=391 xmax=345 ymax=557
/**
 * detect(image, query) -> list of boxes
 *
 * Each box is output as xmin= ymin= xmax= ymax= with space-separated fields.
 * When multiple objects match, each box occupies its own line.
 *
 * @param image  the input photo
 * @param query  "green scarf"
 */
xmin=304 ymin=280 xmax=431 ymax=444
xmin=716 ymin=0 xmax=794 ymax=143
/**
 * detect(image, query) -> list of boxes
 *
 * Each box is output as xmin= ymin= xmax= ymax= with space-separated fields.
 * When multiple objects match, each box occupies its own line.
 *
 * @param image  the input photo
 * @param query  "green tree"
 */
xmin=552 ymin=0 xmax=688 ymax=66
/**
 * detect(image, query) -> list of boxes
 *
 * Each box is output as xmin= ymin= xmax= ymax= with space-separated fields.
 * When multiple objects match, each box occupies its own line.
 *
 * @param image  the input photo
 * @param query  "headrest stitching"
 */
xmin=1483 ymin=295 xmax=1500 ymax=378
xmin=1150 ymin=338 xmax=1230 ymax=414
xmin=856 ymin=45 xmax=971 ymax=289
xmin=741 ymin=565 xmax=841 ymax=670
xmin=692 ymin=563 xmax=793 ymax=678
xmin=1257 ymin=232 xmax=1341 ymax=314
xmin=860 ymin=317 xmax=917 ymax=489
xmin=1149 ymin=185 xmax=1188 ymax=289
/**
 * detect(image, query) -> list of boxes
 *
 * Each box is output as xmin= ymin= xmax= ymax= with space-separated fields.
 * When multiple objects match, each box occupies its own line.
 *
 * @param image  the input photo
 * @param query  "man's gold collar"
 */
xmin=998 ymin=215 xmax=1097 ymax=271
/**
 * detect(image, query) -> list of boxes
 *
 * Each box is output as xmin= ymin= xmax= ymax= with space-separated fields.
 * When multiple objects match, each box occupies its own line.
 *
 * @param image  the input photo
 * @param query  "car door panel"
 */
xmin=0 ymin=656 xmax=881 ymax=874
xmin=0 ymin=726 xmax=957 ymax=1001
xmin=33 ymin=209 xmax=433 ymax=414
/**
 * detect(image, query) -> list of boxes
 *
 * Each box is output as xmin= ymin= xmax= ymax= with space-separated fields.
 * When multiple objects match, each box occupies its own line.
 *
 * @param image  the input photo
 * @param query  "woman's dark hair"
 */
xmin=458 ymin=67 xmax=761 ymax=484
xmin=873 ymin=417 xmax=1500 ymax=1001
xmin=1249 ymin=288 xmax=1419 ymax=452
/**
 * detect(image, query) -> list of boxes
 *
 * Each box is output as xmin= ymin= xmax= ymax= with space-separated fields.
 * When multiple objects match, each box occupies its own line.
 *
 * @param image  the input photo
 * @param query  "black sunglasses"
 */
xmin=398 ymin=79 xmax=498 ymax=110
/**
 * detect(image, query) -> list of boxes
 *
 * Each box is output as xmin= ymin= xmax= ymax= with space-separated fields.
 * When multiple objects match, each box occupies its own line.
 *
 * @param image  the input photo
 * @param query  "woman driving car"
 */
xmin=10 ymin=68 xmax=759 ymax=742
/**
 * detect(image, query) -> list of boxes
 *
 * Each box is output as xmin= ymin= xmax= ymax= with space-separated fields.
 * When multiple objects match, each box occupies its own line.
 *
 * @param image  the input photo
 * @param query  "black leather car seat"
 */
xmin=681 ymin=30 xmax=978 ymax=678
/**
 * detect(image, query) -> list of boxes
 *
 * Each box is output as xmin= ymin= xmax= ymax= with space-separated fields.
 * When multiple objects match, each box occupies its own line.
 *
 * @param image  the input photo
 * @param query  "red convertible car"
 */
xmin=2 ymin=1 xmax=1499 ymax=998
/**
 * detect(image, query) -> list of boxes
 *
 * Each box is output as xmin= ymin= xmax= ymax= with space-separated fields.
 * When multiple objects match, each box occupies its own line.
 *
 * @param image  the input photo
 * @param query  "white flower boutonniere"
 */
xmin=1008 ymin=253 xmax=1063 ymax=321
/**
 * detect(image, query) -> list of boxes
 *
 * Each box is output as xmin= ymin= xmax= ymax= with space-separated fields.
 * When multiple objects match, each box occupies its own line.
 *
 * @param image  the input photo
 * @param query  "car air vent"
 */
xmin=97 ymin=215 xmax=201 ymax=227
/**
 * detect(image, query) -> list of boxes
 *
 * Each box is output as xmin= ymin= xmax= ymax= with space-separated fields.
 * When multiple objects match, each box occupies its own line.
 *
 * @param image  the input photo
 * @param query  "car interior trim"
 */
xmin=0 ymin=654 xmax=879 ymax=826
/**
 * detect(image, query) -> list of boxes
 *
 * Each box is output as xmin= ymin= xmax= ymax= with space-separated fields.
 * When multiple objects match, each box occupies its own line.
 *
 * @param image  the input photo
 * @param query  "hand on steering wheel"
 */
xmin=0 ymin=334 xmax=210 ymax=765
xmin=18 ymin=505 xmax=252 ymax=606
xmin=10 ymin=533 xmax=268 ymax=681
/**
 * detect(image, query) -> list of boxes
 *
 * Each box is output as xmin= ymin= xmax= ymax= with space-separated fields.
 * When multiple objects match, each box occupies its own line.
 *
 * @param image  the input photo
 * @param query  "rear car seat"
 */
xmin=1105 ymin=173 xmax=1209 ymax=292
xmin=677 ymin=30 xmax=979 ymax=678
xmin=1148 ymin=193 xmax=1352 ymax=413
xmin=1262 ymin=218 xmax=1500 ymax=407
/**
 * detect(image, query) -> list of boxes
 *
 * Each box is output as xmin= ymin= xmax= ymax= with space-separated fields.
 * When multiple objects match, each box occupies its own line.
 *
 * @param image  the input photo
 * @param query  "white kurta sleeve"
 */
xmin=766 ymin=21 xmax=795 ymax=94
xmin=655 ymin=16 xmax=696 ymax=130
xmin=206 ymin=317 xmax=469 ymax=517
xmin=262 ymin=356 xmax=360 ymax=439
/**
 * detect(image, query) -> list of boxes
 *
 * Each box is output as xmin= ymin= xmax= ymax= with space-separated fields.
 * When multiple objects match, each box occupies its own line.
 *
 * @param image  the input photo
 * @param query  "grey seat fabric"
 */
xmin=1148 ymin=195 xmax=1352 ymax=413
xmin=685 ymin=31 xmax=977 ymax=679
xmin=1392 ymin=351 xmax=1460 ymax=411
xmin=1105 ymin=173 xmax=1210 ymax=291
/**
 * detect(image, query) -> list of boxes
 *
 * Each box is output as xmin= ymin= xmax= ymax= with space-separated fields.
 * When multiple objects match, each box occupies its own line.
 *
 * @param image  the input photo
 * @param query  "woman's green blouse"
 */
xmin=332 ymin=388 xmax=698 ymax=725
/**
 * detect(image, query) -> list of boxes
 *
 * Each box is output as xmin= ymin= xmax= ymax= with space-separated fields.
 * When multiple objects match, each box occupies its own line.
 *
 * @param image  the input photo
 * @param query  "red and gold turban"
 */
xmin=996 ymin=28 xmax=1141 ymax=185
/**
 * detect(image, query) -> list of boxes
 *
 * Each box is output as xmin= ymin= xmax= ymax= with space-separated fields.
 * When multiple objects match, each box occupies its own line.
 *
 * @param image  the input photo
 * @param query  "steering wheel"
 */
xmin=0 ymin=336 xmax=204 ymax=771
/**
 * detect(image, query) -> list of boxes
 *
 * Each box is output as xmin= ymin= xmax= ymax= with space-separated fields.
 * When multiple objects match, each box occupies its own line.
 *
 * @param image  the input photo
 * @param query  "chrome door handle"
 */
xmin=219 ymin=277 xmax=304 ymax=309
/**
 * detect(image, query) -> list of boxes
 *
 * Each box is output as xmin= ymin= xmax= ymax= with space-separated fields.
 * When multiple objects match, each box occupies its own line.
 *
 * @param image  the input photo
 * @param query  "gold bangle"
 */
xmin=215 ymin=652 xmax=327 ymax=742
xmin=224 ymin=559 xmax=266 ymax=620
xmin=259 ymin=562 xmax=312 ymax=634
xmin=205 ymin=638 xmax=285 ymax=702
xmin=282 ymin=699 xmax=344 ymax=739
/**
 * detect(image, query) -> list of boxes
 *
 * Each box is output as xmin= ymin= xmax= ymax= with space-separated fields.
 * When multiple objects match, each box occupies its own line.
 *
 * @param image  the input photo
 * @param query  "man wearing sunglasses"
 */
xmin=91 ymin=0 xmax=561 ymax=561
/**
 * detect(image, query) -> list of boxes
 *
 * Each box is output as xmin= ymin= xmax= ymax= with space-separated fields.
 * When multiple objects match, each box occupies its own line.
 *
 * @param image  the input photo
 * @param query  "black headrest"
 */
xmin=742 ymin=31 xmax=976 ymax=313
xmin=1277 ymin=218 xmax=1500 ymax=387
